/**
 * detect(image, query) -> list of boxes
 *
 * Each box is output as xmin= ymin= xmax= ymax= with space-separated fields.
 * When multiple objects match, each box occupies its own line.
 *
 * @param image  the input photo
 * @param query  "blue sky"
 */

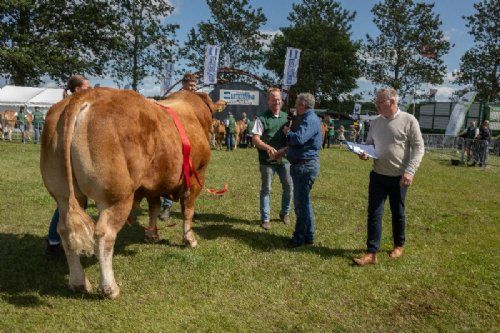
xmin=94 ymin=1 xmax=477 ymax=100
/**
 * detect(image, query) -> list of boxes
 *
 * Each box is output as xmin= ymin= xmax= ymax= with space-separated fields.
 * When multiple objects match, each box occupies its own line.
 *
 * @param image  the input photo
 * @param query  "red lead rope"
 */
xmin=155 ymin=102 xmax=201 ymax=190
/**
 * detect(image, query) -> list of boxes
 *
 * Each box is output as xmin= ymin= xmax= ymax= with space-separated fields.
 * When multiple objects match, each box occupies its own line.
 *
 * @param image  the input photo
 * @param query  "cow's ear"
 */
xmin=213 ymin=100 xmax=227 ymax=113
xmin=196 ymin=92 xmax=227 ymax=113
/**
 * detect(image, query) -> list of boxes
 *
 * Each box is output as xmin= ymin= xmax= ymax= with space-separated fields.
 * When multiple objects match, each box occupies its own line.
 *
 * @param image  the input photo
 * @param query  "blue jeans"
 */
xmin=290 ymin=160 xmax=319 ymax=244
xmin=366 ymin=171 xmax=408 ymax=253
xmin=162 ymin=196 xmax=173 ymax=209
xmin=259 ymin=163 xmax=292 ymax=222
xmin=226 ymin=133 xmax=235 ymax=150
xmin=34 ymin=123 xmax=43 ymax=144
xmin=48 ymin=201 xmax=88 ymax=244
xmin=48 ymin=209 xmax=61 ymax=244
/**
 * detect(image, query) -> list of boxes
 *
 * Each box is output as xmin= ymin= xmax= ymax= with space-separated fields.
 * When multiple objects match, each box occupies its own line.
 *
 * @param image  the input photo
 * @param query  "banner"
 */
xmin=203 ymin=45 xmax=221 ymax=85
xmin=400 ymin=94 xmax=414 ymax=112
xmin=220 ymin=89 xmax=259 ymax=106
xmin=283 ymin=47 xmax=301 ymax=86
xmin=163 ymin=62 xmax=174 ymax=94
xmin=445 ymin=91 xmax=477 ymax=136
xmin=489 ymin=105 xmax=500 ymax=130
xmin=349 ymin=103 xmax=362 ymax=119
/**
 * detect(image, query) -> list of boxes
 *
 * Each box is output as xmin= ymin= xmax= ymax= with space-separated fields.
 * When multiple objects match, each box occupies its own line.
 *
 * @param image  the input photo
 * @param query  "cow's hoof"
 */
xmin=183 ymin=236 xmax=198 ymax=248
xmin=100 ymin=284 xmax=120 ymax=299
xmin=69 ymin=279 xmax=92 ymax=294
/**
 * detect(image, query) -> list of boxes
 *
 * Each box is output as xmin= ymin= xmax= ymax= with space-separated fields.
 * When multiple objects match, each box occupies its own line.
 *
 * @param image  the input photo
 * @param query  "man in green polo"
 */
xmin=225 ymin=112 xmax=236 ymax=151
xmin=251 ymin=87 xmax=292 ymax=230
xmin=17 ymin=106 xmax=27 ymax=143
xmin=33 ymin=107 xmax=45 ymax=144
xmin=323 ymin=114 xmax=335 ymax=148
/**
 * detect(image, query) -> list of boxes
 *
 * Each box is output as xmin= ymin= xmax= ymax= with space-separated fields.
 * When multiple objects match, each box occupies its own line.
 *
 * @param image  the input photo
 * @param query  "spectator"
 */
xmin=475 ymin=120 xmax=491 ymax=167
xmin=225 ymin=112 xmax=236 ymax=151
xmin=336 ymin=125 xmax=346 ymax=144
xmin=323 ymin=114 xmax=335 ymax=148
xmin=17 ymin=106 xmax=28 ymax=143
xmin=354 ymin=88 xmax=424 ymax=266
xmin=33 ymin=107 xmax=45 ymax=144
xmin=252 ymin=87 xmax=292 ymax=230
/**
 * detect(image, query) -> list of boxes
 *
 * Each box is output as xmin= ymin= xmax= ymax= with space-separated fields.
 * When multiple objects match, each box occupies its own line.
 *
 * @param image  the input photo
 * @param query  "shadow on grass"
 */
xmin=0 ymin=224 xmax=146 ymax=305
xmin=194 ymin=223 xmax=363 ymax=259
xmin=169 ymin=211 xmax=258 ymax=225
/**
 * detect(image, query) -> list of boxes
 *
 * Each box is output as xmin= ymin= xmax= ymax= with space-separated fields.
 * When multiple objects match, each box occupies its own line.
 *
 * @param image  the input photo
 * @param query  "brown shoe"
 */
xmin=260 ymin=221 xmax=271 ymax=230
xmin=353 ymin=253 xmax=377 ymax=266
xmin=389 ymin=246 xmax=404 ymax=258
xmin=279 ymin=213 xmax=290 ymax=225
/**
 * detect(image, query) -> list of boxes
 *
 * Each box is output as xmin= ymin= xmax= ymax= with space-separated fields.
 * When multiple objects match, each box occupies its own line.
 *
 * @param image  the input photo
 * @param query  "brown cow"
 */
xmin=40 ymin=88 xmax=225 ymax=298
xmin=1 ymin=110 xmax=17 ymax=140
xmin=211 ymin=119 xmax=226 ymax=150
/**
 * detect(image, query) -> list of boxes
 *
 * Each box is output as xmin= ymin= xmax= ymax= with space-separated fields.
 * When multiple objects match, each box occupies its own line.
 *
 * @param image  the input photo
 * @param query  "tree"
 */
xmin=181 ymin=0 xmax=267 ymax=74
xmin=265 ymin=0 xmax=361 ymax=106
xmin=0 ymin=0 xmax=119 ymax=86
xmin=454 ymin=0 xmax=499 ymax=102
xmin=362 ymin=0 xmax=451 ymax=98
xmin=109 ymin=0 xmax=178 ymax=91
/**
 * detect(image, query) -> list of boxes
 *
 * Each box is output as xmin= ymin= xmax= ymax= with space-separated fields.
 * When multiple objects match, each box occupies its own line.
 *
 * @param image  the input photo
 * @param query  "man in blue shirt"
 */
xmin=281 ymin=93 xmax=322 ymax=248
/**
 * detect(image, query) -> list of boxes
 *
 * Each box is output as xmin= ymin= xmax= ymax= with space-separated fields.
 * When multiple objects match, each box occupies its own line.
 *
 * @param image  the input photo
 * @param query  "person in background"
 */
xmin=280 ymin=93 xmax=322 ymax=248
xmin=160 ymin=73 xmax=198 ymax=221
xmin=252 ymin=87 xmax=292 ymax=230
xmin=354 ymin=88 xmax=424 ymax=266
xmin=474 ymin=120 xmax=491 ymax=167
xmin=46 ymin=75 xmax=91 ymax=258
xmin=17 ymin=106 xmax=28 ymax=143
xmin=337 ymin=125 xmax=346 ymax=144
xmin=225 ymin=112 xmax=236 ymax=151
xmin=33 ymin=107 xmax=45 ymax=144
xmin=323 ymin=114 xmax=335 ymax=148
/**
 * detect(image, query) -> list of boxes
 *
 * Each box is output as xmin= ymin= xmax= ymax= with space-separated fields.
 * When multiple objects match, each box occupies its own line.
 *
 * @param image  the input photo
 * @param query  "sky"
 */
xmin=34 ymin=0 xmax=479 ymax=101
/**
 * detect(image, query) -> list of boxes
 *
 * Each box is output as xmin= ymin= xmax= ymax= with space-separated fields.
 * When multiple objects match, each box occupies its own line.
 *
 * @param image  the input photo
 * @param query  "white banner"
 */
xmin=445 ymin=91 xmax=477 ymax=136
xmin=220 ymin=89 xmax=259 ymax=106
xmin=163 ymin=62 xmax=174 ymax=94
xmin=283 ymin=47 xmax=301 ymax=86
xmin=353 ymin=103 xmax=362 ymax=114
xmin=203 ymin=45 xmax=221 ymax=85
xmin=400 ymin=94 xmax=414 ymax=112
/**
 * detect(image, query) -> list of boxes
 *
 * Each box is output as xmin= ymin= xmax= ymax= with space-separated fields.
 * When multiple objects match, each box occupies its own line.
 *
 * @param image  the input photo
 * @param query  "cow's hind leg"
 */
xmin=181 ymin=186 xmax=202 ymax=248
xmin=144 ymin=196 xmax=161 ymax=243
xmin=57 ymin=203 xmax=92 ymax=294
xmin=95 ymin=195 xmax=133 ymax=299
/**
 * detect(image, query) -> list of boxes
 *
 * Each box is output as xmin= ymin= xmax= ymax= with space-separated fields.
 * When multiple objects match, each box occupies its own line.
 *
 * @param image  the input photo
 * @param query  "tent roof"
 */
xmin=0 ymin=85 xmax=63 ymax=107
xmin=27 ymin=88 xmax=64 ymax=107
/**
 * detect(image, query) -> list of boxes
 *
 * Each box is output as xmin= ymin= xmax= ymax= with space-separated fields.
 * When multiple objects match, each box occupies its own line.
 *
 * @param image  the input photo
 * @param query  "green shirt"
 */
xmin=327 ymin=119 xmax=335 ymax=137
xmin=257 ymin=110 xmax=289 ymax=165
xmin=33 ymin=111 xmax=44 ymax=124
xmin=17 ymin=112 xmax=25 ymax=124
xmin=227 ymin=115 xmax=236 ymax=134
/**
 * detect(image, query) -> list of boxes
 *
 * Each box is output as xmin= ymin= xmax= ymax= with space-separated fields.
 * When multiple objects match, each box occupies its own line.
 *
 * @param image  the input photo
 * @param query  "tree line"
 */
xmin=0 ymin=0 xmax=498 ymax=104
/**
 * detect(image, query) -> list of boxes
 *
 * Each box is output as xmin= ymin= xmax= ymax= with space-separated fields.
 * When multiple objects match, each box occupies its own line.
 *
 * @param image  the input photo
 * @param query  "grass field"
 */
xmin=0 ymin=141 xmax=498 ymax=332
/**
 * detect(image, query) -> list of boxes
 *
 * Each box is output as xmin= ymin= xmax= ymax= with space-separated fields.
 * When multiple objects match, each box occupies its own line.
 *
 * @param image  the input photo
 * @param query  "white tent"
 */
xmin=0 ymin=85 xmax=64 ymax=111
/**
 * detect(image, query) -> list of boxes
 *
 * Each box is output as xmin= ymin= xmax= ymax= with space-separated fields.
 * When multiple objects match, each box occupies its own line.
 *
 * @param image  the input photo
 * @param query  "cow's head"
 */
xmin=196 ymin=92 xmax=227 ymax=114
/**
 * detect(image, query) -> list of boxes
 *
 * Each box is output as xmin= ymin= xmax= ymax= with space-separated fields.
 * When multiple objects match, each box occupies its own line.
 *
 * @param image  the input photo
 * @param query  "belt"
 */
xmin=292 ymin=159 xmax=313 ymax=165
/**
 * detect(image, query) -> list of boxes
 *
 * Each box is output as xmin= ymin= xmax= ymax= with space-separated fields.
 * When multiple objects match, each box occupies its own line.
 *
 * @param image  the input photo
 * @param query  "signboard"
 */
xmin=445 ymin=91 xmax=477 ymax=136
xmin=283 ymin=47 xmax=301 ymax=86
xmin=203 ymin=45 xmax=220 ymax=85
xmin=220 ymin=89 xmax=259 ymax=106
xmin=489 ymin=105 xmax=500 ymax=130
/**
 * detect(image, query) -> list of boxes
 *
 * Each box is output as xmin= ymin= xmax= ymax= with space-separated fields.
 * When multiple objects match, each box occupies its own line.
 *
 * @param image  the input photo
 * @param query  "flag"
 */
xmin=163 ymin=62 xmax=174 ymax=94
xmin=283 ymin=48 xmax=301 ymax=86
xmin=203 ymin=45 xmax=221 ymax=85
xmin=445 ymin=91 xmax=477 ymax=136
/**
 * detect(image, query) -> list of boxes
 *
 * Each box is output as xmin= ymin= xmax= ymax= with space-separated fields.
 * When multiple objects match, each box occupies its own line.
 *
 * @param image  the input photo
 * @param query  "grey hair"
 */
xmin=297 ymin=93 xmax=315 ymax=109
xmin=377 ymin=88 xmax=399 ymax=103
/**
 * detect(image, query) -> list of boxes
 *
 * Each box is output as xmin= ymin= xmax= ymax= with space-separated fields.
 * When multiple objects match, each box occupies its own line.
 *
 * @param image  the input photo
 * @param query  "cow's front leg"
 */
xmin=95 ymin=196 xmax=133 ymax=299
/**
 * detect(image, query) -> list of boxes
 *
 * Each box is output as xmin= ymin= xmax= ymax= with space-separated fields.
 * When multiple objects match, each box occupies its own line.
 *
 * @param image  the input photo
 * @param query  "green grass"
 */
xmin=0 ymin=141 xmax=498 ymax=332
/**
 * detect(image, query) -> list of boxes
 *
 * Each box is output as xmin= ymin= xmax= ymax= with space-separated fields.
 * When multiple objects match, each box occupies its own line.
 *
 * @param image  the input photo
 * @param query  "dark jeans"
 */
xmin=366 ymin=171 xmax=408 ymax=253
xmin=34 ymin=123 xmax=44 ymax=144
xmin=323 ymin=135 xmax=334 ymax=148
xmin=290 ymin=159 xmax=319 ymax=244
xmin=226 ymin=133 xmax=235 ymax=151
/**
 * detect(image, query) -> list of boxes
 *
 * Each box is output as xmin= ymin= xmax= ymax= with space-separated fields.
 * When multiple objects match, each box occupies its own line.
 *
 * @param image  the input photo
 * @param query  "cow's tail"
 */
xmin=62 ymin=101 xmax=95 ymax=256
